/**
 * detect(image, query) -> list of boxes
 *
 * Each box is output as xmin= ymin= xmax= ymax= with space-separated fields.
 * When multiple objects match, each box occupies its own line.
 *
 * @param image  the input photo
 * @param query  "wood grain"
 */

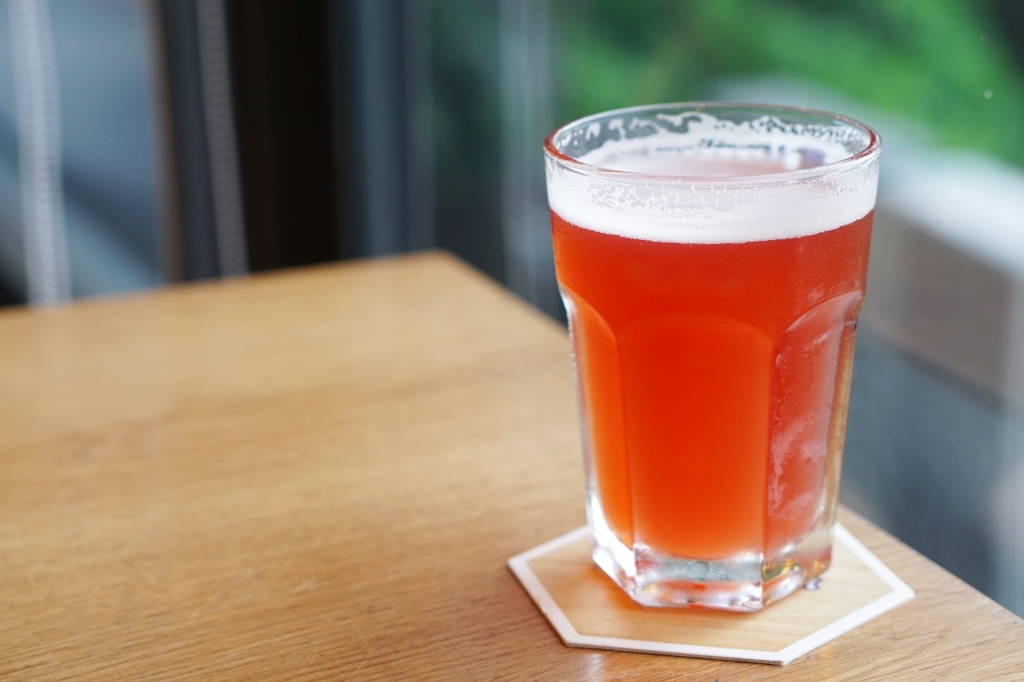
xmin=0 ymin=252 xmax=1021 ymax=680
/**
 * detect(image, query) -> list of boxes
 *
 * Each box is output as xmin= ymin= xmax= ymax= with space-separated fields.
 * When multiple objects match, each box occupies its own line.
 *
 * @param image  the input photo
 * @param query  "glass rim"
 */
xmin=543 ymin=101 xmax=882 ymax=187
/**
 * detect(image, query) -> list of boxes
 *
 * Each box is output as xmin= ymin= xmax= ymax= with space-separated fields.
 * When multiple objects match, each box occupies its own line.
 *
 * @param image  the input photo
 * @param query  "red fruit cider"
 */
xmin=553 ymin=207 xmax=871 ymax=562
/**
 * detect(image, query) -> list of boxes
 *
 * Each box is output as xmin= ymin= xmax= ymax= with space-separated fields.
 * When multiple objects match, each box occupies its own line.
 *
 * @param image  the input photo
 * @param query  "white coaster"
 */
xmin=509 ymin=524 xmax=914 ymax=666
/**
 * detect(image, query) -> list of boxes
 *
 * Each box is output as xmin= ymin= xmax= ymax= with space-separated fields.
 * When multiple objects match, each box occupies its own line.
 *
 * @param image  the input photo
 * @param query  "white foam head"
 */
xmin=545 ymin=108 xmax=880 ymax=244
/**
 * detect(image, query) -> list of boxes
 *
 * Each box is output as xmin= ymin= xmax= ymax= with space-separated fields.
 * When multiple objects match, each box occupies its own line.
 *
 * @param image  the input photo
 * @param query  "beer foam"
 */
xmin=546 ymin=114 xmax=879 ymax=244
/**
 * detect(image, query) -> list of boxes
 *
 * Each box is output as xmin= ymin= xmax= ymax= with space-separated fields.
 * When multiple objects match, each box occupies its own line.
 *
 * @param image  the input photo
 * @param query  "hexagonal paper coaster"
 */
xmin=508 ymin=524 xmax=914 ymax=666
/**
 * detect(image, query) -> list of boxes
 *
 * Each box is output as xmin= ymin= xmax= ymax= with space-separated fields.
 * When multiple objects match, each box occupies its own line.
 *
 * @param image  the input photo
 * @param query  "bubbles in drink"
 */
xmin=546 ymin=113 xmax=878 ymax=244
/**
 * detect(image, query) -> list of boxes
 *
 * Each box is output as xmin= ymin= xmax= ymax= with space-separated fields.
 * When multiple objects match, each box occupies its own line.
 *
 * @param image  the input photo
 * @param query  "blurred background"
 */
xmin=1 ymin=0 xmax=1023 ymax=616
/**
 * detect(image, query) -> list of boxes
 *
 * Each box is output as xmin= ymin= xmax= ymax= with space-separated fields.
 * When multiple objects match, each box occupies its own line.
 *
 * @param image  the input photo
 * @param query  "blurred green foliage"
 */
xmin=556 ymin=0 xmax=1024 ymax=166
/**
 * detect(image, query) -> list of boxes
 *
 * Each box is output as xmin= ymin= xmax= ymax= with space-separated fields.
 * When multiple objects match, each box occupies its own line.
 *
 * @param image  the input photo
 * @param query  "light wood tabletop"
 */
xmin=1 ymin=252 xmax=1021 ymax=680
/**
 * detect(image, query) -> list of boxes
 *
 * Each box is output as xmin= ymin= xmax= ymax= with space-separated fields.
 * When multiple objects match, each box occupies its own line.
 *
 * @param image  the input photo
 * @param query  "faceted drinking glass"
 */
xmin=545 ymin=103 xmax=880 ymax=611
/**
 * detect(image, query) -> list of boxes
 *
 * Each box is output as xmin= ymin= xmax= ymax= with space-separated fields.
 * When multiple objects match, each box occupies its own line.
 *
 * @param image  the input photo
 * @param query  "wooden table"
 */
xmin=1 ymin=253 xmax=1021 ymax=680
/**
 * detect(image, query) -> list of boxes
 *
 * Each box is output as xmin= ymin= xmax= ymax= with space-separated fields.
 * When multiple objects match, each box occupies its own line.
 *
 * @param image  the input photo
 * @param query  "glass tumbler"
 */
xmin=545 ymin=103 xmax=880 ymax=611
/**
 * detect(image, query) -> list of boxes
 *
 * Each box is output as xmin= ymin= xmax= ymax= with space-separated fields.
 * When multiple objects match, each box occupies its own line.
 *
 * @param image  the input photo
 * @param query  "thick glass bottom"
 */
xmin=589 ymin=496 xmax=832 ymax=611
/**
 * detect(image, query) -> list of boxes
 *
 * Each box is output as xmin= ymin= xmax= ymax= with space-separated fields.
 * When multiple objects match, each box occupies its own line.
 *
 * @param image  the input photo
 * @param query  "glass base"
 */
xmin=590 ymin=499 xmax=832 ymax=612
